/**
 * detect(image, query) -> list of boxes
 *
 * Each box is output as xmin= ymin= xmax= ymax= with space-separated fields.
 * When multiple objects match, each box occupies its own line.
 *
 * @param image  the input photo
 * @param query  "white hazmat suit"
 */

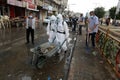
xmin=47 ymin=15 xmax=57 ymax=43
xmin=56 ymin=14 xmax=69 ymax=52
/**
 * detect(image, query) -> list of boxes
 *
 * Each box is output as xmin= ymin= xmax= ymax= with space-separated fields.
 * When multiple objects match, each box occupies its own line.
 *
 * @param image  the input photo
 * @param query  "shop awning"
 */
xmin=27 ymin=8 xmax=39 ymax=11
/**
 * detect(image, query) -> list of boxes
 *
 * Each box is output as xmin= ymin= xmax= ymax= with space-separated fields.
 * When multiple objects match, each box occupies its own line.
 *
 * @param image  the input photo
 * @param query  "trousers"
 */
xmin=89 ymin=32 xmax=96 ymax=47
xmin=26 ymin=27 xmax=34 ymax=43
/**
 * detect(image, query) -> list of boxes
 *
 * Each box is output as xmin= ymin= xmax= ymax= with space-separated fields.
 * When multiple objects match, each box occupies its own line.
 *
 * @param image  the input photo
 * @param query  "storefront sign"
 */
xmin=42 ymin=5 xmax=53 ymax=11
xmin=27 ymin=3 xmax=39 ymax=11
xmin=7 ymin=0 xmax=16 ymax=5
xmin=28 ymin=3 xmax=35 ymax=9
xmin=42 ymin=5 xmax=48 ymax=10
xmin=16 ymin=1 xmax=23 ymax=7
xmin=48 ymin=10 xmax=53 ymax=14
xmin=24 ymin=0 xmax=34 ymax=4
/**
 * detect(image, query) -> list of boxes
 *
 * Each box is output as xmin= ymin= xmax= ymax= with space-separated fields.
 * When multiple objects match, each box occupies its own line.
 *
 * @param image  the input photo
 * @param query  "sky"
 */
xmin=68 ymin=0 xmax=118 ymax=15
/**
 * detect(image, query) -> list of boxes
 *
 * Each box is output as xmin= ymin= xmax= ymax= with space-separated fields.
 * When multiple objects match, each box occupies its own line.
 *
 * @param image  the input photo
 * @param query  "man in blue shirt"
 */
xmin=88 ymin=11 xmax=99 ymax=48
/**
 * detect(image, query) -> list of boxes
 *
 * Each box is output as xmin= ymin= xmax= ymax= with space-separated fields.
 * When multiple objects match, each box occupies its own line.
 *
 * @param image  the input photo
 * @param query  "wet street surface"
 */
xmin=0 ymin=26 xmax=74 ymax=80
xmin=0 ymin=27 xmax=118 ymax=80
xmin=68 ymin=28 xmax=118 ymax=80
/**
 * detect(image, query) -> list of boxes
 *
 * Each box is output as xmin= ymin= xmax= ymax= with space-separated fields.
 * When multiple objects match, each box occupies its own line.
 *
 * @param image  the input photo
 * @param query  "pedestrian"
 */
xmin=106 ymin=17 xmax=110 ymax=26
xmin=46 ymin=15 xmax=57 ymax=43
xmin=88 ymin=11 xmax=99 ymax=49
xmin=56 ymin=14 xmax=69 ymax=61
xmin=78 ymin=13 xmax=84 ymax=35
xmin=72 ymin=15 xmax=78 ymax=32
xmin=25 ymin=12 xmax=36 ymax=45
xmin=100 ymin=18 xmax=103 ymax=25
xmin=69 ymin=16 xmax=72 ymax=27
xmin=84 ymin=16 xmax=89 ymax=47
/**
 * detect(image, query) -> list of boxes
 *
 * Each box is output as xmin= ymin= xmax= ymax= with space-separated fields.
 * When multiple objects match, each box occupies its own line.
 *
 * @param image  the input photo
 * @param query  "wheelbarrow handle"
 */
xmin=52 ymin=37 xmax=56 ymax=43
xmin=58 ymin=38 xmax=67 ymax=49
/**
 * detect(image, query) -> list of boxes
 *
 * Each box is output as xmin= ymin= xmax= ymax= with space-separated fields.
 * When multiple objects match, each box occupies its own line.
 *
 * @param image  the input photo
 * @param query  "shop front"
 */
xmin=14 ymin=0 xmax=25 ymax=17
xmin=9 ymin=5 xmax=15 ymax=18
xmin=39 ymin=8 xmax=48 ymax=21
xmin=7 ymin=0 xmax=25 ymax=18
xmin=7 ymin=0 xmax=26 ymax=27
xmin=0 ymin=0 xmax=9 ymax=16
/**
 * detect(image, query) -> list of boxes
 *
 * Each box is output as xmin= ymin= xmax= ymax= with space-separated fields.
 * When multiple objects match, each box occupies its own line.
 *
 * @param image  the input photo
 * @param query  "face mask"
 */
xmin=91 ymin=15 xmax=93 ymax=17
xmin=90 ymin=16 xmax=94 ymax=19
xmin=29 ymin=16 xmax=33 ymax=18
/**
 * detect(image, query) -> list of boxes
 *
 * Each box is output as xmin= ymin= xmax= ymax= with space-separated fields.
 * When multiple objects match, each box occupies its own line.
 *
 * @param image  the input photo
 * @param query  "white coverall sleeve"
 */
xmin=64 ymin=22 xmax=69 ymax=39
xmin=46 ymin=22 xmax=50 ymax=35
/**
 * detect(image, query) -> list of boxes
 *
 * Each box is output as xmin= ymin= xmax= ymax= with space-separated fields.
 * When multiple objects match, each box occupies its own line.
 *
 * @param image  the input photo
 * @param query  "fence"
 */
xmin=96 ymin=28 xmax=120 ymax=77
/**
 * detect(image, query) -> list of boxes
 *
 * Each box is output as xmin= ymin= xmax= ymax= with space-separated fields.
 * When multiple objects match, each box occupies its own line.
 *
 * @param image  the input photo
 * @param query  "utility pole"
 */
xmin=114 ymin=0 xmax=120 ymax=25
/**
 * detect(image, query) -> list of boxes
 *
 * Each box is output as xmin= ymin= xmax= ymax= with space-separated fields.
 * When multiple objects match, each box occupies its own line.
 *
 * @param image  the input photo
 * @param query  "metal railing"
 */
xmin=96 ymin=28 xmax=120 ymax=77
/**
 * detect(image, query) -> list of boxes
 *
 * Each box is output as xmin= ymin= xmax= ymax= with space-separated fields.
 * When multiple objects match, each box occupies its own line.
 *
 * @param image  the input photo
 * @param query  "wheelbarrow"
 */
xmin=30 ymin=39 xmax=67 ymax=69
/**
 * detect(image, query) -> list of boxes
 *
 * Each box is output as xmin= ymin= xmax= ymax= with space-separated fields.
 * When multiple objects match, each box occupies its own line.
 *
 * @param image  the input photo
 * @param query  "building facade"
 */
xmin=0 ymin=0 xmax=68 ymax=21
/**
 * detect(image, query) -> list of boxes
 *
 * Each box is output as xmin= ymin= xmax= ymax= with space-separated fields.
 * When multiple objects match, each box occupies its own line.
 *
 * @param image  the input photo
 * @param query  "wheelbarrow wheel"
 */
xmin=35 ymin=56 xmax=46 ymax=69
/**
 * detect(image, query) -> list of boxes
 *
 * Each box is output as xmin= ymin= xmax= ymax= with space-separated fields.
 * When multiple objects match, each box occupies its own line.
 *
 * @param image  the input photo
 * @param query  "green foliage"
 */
xmin=109 ymin=6 xmax=120 ymax=19
xmin=94 ymin=7 xmax=105 ymax=18
xmin=109 ymin=7 xmax=116 ymax=19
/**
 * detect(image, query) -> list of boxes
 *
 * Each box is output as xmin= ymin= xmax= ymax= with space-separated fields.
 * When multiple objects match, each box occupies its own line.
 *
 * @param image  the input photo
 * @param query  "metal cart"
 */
xmin=30 ymin=39 xmax=67 ymax=69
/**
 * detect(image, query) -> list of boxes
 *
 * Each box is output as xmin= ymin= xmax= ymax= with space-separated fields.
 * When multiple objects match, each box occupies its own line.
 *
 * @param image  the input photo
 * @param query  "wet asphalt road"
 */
xmin=0 ymin=26 xmax=118 ymax=80
xmin=0 ymin=26 xmax=73 ymax=80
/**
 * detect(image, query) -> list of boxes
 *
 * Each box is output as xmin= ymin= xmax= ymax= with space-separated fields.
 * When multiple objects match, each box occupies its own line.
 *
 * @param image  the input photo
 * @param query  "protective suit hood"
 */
xmin=50 ymin=15 xmax=57 ymax=21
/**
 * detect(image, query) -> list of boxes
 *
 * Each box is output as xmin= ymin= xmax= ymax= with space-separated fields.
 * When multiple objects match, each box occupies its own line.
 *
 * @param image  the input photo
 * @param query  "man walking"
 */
xmin=56 ymin=14 xmax=69 ymax=61
xmin=88 ymin=11 xmax=99 ymax=49
xmin=72 ymin=15 xmax=78 ymax=32
xmin=78 ymin=13 xmax=84 ymax=35
xmin=46 ymin=15 xmax=57 ymax=43
xmin=25 ymin=12 xmax=36 ymax=45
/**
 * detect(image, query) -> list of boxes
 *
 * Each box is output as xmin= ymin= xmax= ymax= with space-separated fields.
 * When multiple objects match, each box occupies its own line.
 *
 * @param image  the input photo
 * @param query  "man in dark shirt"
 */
xmin=72 ymin=16 xmax=78 ymax=32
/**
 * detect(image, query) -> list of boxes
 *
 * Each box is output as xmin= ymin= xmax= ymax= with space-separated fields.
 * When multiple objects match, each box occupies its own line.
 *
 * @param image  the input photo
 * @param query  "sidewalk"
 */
xmin=68 ymin=28 xmax=118 ymax=80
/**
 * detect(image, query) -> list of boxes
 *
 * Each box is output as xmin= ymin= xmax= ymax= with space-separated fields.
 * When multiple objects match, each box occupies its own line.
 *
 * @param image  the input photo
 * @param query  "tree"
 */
xmin=94 ymin=7 xmax=105 ymax=18
xmin=109 ymin=7 xmax=116 ymax=19
xmin=109 ymin=7 xmax=120 ymax=19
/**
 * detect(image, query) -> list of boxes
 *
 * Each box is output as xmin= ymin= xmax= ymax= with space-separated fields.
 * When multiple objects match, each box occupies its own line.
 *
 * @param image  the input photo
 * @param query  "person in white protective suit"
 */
xmin=46 ymin=15 xmax=57 ymax=43
xmin=56 ymin=14 xmax=69 ymax=61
